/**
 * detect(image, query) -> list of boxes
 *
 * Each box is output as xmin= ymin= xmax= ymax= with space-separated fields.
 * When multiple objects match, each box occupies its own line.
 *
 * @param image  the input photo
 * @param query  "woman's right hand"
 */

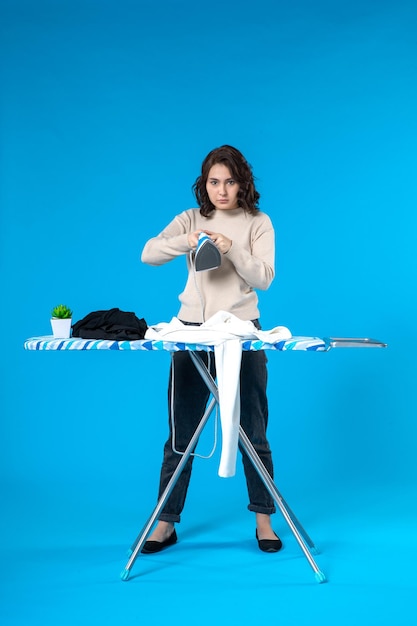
xmin=187 ymin=230 xmax=202 ymax=249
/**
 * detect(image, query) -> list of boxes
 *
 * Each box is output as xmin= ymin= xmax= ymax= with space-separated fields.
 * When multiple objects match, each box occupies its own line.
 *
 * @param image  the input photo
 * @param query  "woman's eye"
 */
xmin=228 ymin=180 xmax=235 ymax=185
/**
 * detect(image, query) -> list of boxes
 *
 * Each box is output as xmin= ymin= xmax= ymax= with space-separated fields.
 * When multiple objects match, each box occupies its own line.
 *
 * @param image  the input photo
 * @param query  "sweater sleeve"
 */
xmin=224 ymin=216 xmax=275 ymax=290
xmin=141 ymin=211 xmax=193 ymax=266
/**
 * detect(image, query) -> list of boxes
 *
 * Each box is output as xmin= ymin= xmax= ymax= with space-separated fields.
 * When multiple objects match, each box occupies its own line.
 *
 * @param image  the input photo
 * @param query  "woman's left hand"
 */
xmin=205 ymin=231 xmax=232 ymax=254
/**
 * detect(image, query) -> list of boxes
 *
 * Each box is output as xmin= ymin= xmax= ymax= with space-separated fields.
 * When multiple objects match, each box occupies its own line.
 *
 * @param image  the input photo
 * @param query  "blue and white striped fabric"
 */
xmin=23 ymin=336 xmax=328 ymax=352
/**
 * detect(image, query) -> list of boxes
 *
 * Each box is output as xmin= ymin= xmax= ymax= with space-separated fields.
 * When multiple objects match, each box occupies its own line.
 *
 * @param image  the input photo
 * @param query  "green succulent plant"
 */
xmin=51 ymin=304 xmax=73 ymax=319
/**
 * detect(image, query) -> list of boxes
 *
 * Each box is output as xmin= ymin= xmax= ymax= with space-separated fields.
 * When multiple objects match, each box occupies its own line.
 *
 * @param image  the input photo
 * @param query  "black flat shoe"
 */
xmin=141 ymin=529 xmax=178 ymax=554
xmin=256 ymin=529 xmax=283 ymax=553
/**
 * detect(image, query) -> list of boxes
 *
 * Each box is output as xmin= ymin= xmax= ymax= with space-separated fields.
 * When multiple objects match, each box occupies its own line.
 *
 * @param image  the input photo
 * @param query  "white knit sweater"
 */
xmin=141 ymin=208 xmax=275 ymax=323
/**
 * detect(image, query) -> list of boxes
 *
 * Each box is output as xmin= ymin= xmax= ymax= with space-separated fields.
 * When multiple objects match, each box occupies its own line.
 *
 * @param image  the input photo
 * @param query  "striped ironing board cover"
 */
xmin=24 ymin=336 xmax=329 ymax=352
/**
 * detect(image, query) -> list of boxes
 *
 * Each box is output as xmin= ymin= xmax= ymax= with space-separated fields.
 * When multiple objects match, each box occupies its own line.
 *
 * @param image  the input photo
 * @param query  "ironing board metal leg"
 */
xmin=238 ymin=427 xmax=326 ymax=582
xmin=121 ymin=395 xmax=217 ymax=580
xmin=121 ymin=350 xmax=326 ymax=583
xmin=190 ymin=350 xmax=326 ymax=582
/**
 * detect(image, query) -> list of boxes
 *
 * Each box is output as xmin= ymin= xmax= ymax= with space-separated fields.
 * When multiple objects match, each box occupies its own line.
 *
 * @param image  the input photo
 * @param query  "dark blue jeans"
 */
xmin=156 ymin=340 xmax=276 ymax=523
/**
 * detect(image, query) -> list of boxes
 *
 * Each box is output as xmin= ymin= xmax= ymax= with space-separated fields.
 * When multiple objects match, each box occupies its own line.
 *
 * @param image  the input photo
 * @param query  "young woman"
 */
xmin=140 ymin=145 xmax=282 ymax=553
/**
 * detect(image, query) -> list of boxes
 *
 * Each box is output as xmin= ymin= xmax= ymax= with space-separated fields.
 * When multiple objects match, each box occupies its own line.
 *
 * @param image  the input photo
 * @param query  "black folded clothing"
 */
xmin=72 ymin=308 xmax=148 ymax=340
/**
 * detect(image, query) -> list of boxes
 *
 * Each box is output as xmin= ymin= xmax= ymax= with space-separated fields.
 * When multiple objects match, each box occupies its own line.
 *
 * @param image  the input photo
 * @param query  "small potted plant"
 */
xmin=50 ymin=304 xmax=73 ymax=338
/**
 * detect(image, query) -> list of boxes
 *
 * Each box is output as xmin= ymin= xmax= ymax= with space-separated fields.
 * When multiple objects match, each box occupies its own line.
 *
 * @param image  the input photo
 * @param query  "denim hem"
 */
xmin=247 ymin=504 xmax=276 ymax=515
xmin=158 ymin=514 xmax=181 ymax=523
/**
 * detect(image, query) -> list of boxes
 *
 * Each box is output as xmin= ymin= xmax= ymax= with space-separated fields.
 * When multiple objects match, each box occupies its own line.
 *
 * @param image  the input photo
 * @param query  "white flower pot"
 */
xmin=51 ymin=318 xmax=72 ymax=339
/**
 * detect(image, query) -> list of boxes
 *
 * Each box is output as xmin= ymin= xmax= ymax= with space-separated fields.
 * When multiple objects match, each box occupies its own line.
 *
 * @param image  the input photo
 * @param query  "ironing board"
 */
xmin=24 ymin=334 xmax=386 ymax=583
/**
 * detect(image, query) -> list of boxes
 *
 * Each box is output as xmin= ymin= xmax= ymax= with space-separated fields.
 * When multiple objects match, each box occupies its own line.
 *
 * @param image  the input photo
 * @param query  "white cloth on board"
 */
xmin=145 ymin=311 xmax=291 ymax=477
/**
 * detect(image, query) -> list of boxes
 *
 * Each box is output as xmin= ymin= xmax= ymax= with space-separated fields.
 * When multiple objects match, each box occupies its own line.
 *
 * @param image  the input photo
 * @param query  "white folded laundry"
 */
xmin=145 ymin=312 xmax=291 ymax=477
xmin=145 ymin=310 xmax=291 ymax=344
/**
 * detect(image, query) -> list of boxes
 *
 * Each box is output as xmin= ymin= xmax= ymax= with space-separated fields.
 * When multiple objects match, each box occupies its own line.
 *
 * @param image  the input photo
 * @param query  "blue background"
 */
xmin=1 ymin=1 xmax=416 ymax=624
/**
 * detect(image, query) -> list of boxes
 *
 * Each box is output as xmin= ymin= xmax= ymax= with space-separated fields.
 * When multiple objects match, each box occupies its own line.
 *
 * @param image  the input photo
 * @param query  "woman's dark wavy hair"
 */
xmin=193 ymin=145 xmax=260 ymax=217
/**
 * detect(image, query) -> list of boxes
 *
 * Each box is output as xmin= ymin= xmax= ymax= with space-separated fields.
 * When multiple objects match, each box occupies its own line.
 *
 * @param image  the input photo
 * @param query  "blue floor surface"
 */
xmin=1 ymin=485 xmax=416 ymax=626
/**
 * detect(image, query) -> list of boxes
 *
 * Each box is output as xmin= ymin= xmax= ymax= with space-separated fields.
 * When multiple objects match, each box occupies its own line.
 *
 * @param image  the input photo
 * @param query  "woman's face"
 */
xmin=206 ymin=163 xmax=240 ymax=210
